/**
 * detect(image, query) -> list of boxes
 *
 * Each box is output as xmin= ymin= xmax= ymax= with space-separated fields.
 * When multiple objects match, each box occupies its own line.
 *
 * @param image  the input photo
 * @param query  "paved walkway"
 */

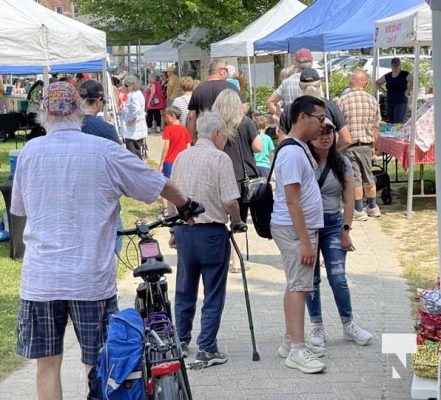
xmin=0 ymin=134 xmax=415 ymax=399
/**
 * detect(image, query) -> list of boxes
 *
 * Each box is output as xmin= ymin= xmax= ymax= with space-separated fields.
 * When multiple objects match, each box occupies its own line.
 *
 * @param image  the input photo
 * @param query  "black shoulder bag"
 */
xmin=249 ymin=137 xmax=307 ymax=239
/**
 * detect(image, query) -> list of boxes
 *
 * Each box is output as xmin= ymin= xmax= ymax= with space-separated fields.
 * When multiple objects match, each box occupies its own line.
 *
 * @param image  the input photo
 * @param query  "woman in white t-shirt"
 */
xmin=120 ymin=75 xmax=147 ymax=159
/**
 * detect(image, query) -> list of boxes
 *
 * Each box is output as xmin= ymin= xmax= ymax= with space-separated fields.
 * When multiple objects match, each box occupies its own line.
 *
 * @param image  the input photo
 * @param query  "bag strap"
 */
xmin=268 ymin=137 xmax=314 ymax=183
xmin=236 ymin=137 xmax=250 ymax=182
xmin=317 ymin=163 xmax=331 ymax=188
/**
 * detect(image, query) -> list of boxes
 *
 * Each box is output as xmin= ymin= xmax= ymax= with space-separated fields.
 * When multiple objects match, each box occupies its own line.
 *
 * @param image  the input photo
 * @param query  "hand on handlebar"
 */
xmin=177 ymin=199 xmax=205 ymax=224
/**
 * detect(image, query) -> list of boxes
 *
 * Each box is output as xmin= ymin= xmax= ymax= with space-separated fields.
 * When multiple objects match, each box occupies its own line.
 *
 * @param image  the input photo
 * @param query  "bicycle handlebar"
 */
xmin=117 ymin=203 xmax=205 ymax=237
xmin=117 ymin=213 xmax=182 ymax=236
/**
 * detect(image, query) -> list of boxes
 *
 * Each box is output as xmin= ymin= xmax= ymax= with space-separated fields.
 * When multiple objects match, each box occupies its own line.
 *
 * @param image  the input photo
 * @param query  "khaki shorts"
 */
xmin=271 ymin=224 xmax=318 ymax=291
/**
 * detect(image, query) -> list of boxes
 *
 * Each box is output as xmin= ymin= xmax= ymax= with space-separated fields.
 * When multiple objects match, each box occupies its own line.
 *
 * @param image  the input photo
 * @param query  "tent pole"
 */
xmin=372 ymin=47 xmax=379 ymax=97
xmin=323 ymin=52 xmax=329 ymax=99
xmin=428 ymin=1 xmax=441 ymax=289
xmin=43 ymin=66 xmax=49 ymax=92
xmin=247 ymin=56 xmax=253 ymax=111
xmin=406 ymin=43 xmax=421 ymax=218
xmin=253 ymin=56 xmax=257 ymax=111
xmin=102 ymin=55 xmax=108 ymax=120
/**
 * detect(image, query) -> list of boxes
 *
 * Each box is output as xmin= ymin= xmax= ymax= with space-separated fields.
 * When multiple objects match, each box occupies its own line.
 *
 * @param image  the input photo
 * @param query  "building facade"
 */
xmin=35 ymin=0 xmax=77 ymax=18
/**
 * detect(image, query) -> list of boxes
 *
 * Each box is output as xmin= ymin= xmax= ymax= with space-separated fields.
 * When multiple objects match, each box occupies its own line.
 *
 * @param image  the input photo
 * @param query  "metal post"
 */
xmin=427 ymin=0 xmax=441 ymax=394
xmin=406 ymin=43 xmax=421 ymax=218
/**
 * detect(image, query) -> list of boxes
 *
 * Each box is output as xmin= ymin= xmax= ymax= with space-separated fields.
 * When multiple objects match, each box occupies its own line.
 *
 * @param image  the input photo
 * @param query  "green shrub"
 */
xmin=400 ymin=58 xmax=432 ymax=93
xmin=249 ymin=86 xmax=273 ymax=114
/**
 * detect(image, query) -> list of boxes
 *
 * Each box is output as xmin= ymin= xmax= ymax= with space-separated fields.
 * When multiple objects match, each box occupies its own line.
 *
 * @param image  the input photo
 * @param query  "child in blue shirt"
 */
xmin=253 ymin=115 xmax=275 ymax=178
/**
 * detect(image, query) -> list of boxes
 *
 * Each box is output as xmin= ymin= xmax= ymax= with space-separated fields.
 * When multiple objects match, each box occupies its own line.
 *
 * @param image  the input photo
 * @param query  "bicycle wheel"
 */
xmin=154 ymin=375 xmax=179 ymax=400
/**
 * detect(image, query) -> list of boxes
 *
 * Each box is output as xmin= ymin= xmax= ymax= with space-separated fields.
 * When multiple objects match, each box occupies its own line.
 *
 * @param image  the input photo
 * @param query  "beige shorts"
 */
xmin=271 ymin=224 xmax=318 ymax=292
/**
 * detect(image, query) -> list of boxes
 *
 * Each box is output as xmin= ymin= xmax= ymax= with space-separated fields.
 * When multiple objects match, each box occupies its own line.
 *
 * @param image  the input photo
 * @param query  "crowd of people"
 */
xmin=10 ymin=48 xmax=398 ymax=398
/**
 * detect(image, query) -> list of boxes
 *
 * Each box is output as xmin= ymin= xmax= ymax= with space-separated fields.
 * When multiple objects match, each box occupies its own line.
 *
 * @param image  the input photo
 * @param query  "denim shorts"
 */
xmin=17 ymin=295 xmax=118 ymax=365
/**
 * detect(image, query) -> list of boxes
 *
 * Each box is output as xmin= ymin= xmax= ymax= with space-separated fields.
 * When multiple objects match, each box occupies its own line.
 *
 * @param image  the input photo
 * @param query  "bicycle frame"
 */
xmin=118 ymin=214 xmax=193 ymax=400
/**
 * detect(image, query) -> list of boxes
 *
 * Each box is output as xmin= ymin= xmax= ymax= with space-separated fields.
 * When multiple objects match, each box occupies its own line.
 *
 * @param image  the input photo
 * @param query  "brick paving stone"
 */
xmin=0 ymin=135 xmax=419 ymax=399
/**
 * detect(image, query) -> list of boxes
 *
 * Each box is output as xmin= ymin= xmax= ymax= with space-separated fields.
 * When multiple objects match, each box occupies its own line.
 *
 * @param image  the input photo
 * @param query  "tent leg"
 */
xmin=324 ymin=52 xmax=329 ymax=99
xmin=406 ymin=43 xmax=421 ymax=218
xmin=247 ymin=56 xmax=253 ymax=111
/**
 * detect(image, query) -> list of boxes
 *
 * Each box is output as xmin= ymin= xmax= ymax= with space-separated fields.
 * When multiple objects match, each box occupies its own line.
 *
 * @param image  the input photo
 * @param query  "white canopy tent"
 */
xmin=374 ymin=2 xmax=432 ymax=216
xmin=210 ymin=0 xmax=306 ymax=58
xmin=1 ymin=0 xmax=107 ymax=83
xmin=144 ymin=28 xmax=208 ymax=64
xmin=210 ymin=0 xmax=306 ymax=106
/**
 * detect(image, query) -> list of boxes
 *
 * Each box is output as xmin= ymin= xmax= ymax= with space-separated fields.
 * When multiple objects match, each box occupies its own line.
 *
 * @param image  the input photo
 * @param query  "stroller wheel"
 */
xmin=381 ymin=187 xmax=392 ymax=205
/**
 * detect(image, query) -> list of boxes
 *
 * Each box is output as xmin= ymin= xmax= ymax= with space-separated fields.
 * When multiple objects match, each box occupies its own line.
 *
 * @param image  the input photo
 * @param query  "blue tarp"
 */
xmin=0 ymin=59 xmax=106 ymax=75
xmin=255 ymin=0 xmax=424 ymax=52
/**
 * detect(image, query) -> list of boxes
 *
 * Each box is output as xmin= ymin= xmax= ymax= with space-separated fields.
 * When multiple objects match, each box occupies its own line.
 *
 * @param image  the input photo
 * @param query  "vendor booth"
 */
xmin=0 ymin=0 xmax=107 ymax=85
xmin=144 ymin=28 xmax=209 ymax=79
xmin=374 ymin=2 xmax=432 ymax=216
xmin=210 ymin=0 xmax=305 ymax=105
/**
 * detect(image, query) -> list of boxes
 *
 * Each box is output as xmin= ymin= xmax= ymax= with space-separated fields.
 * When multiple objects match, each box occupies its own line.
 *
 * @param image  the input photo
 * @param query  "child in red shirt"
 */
xmin=159 ymin=106 xmax=192 ymax=215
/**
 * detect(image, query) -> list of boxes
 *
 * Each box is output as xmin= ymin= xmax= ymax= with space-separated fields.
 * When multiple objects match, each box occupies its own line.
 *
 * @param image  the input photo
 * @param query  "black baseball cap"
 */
xmin=391 ymin=57 xmax=401 ymax=66
xmin=300 ymin=68 xmax=320 ymax=83
xmin=79 ymin=80 xmax=105 ymax=100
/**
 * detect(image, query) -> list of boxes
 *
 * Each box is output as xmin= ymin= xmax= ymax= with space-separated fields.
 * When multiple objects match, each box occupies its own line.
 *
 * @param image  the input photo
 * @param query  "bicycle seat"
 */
xmin=133 ymin=260 xmax=172 ymax=278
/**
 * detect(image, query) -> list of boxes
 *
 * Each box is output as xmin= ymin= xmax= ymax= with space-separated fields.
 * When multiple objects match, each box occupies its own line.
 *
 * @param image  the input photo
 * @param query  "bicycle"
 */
xmin=117 ymin=211 xmax=203 ymax=400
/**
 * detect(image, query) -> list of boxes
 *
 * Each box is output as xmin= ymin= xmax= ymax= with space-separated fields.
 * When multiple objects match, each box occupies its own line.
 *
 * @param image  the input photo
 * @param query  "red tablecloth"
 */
xmin=375 ymin=136 xmax=435 ymax=171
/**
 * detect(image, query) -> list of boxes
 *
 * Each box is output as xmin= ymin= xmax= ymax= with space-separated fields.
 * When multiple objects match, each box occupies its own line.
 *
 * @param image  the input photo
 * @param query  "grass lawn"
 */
xmin=0 ymin=139 xmax=163 ymax=378
xmin=376 ymin=161 xmax=439 ymax=315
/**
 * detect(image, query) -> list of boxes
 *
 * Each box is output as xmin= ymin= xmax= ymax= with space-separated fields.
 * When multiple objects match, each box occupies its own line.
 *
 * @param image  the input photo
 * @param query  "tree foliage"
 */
xmin=76 ymin=0 xmax=314 ymax=46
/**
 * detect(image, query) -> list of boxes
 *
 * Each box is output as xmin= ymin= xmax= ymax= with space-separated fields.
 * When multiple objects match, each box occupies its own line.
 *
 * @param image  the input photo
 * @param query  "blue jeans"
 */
xmin=306 ymin=212 xmax=353 ymax=324
xmin=386 ymin=100 xmax=408 ymax=123
xmin=174 ymin=223 xmax=230 ymax=353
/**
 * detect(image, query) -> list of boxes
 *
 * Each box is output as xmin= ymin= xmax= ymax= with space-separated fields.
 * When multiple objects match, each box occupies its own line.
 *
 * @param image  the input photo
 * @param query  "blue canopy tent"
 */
xmin=286 ymin=0 xmax=424 ymax=52
xmin=255 ymin=0 xmax=423 ymax=53
xmin=254 ymin=0 xmax=357 ymax=52
xmin=0 ymin=59 xmax=107 ymax=75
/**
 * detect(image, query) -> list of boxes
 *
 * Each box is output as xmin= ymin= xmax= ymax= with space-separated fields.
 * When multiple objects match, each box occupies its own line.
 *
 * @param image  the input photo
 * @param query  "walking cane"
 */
xmin=230 ymin=223 xmax=260 ymax=361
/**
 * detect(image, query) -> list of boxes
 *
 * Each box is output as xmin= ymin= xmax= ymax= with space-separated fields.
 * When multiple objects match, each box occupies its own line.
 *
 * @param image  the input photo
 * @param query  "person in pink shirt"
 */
xmin=145 ymin=73 xmax=166 ymax=134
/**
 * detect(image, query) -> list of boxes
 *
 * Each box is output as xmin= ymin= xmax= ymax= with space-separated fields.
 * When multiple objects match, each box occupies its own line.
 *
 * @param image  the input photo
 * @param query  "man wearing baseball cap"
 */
xmin=267 ymin=48 xmax=314 ymax=120
xmin=79 ymin=79 xmax=120 ymax=144
xmin=279 ymin=68 xmax=352 ymax=150
xmin=11 ymin=81 xmax=201 ymax=399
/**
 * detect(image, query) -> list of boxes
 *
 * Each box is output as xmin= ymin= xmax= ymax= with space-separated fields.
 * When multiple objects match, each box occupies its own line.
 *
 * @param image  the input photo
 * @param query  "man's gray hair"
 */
xmin=196 ymin=111 xmax=226 ymax=139
xmin=37 ymin=109 xmax=83 ymax=133
xmin=208 ymin=59 xmax=226 ymax=75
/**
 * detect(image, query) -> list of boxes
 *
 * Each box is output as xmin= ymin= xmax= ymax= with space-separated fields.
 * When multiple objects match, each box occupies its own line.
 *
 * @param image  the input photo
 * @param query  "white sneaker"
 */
xmin=277 ymin=335 xmax=291 ymax=358
xmin=307 ymin=324 xmax=326 ymax=347
xmin=343 ymin=321 xmax=373 ymax=345
xmin=366 ymin=205 xmax=381 ymax=218
xmin=278 ymin=336 xmax=325 ymax=358
xmin=285 ymin=347 xmax=326 ymax=374
xmin=353 ymin=209 xmax=368 ymax=221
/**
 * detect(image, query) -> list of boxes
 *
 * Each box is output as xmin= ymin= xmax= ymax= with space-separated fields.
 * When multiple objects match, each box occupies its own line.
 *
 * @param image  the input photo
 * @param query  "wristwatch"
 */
xmin=342 ymin=224 xmax=351 ymax=232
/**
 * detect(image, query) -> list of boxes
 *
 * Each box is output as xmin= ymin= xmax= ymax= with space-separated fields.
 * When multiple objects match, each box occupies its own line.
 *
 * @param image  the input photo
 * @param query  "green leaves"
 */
xmin=76 ymin=0 xmax=313 ymax=46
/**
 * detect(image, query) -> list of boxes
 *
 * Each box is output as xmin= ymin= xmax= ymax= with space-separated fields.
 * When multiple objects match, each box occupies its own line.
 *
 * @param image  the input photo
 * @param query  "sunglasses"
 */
xmin=304 ymin=112 xmax=326 ymax=124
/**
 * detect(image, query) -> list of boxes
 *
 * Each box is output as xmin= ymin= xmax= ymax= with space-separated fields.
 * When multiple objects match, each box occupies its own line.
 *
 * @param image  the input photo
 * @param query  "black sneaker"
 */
xmin=195 ymin=350 xmax=228 ymax=367
xmin=180 ymin=342 xmax=189 ymax=358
